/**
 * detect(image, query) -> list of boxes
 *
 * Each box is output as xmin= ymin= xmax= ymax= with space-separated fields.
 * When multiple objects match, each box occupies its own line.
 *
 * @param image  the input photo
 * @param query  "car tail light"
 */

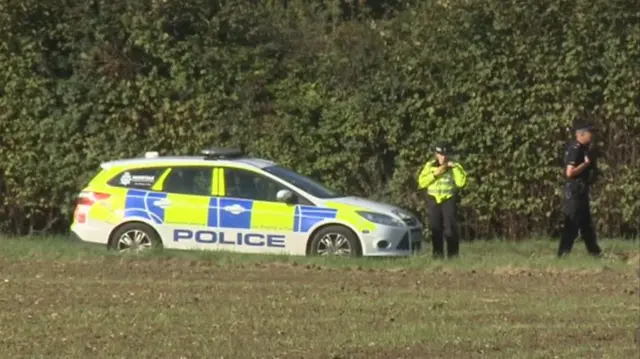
xmin=74 ymin=209 xmax=87 ymax=224
xmin=76 ymin=191 xmax=111 ymax=206
xmin=74 ymin=191 xmax=110 ymax=224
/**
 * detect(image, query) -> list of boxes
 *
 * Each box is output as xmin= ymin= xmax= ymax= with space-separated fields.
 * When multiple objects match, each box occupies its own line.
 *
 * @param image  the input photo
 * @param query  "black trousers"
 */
xmin=426 ymin=195 xmax=459 ymax=258
xmin=558 ymin=195 xmax=602 ymax=257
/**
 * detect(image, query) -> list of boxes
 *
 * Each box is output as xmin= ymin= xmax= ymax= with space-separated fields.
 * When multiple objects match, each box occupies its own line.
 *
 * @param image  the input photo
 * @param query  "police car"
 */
xmin=71 ymin=148 xmax=423 ymax=257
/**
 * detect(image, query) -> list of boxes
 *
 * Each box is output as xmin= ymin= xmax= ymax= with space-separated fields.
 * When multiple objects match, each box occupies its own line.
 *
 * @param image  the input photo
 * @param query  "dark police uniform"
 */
xmin=558 ymin=123 xmax=602 ymax=257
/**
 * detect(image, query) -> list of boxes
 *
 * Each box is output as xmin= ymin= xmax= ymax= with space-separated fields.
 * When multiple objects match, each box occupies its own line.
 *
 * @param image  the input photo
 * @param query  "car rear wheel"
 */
xmin=109 ymin=222 xmax=162 ymax=253
xmin=309 ymin=225 xmax=362 ymax=257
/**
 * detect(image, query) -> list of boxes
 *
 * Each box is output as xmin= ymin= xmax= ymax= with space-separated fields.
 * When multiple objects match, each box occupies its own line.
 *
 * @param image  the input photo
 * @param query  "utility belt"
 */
xmin=565 ymin=180 xmax=589 ymax=199
xmin=426 ymin=188 xmax=457 ymax=204
xmin=427 ymin=188 xmax=454 ymax=196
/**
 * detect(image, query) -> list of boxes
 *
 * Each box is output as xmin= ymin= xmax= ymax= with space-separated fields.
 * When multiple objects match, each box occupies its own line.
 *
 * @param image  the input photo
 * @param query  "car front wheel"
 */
xmin=309 ymin=225 xmax=362 ymax=257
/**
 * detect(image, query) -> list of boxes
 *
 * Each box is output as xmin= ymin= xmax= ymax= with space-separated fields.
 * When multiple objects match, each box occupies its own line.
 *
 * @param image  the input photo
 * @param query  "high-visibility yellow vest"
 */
xmin=417 ymin=160 xmax=468 ymax=203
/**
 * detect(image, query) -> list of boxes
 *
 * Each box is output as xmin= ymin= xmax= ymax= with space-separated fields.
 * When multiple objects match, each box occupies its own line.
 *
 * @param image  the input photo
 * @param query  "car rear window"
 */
xmin=107 ymin=167 xmax=167 ymax=189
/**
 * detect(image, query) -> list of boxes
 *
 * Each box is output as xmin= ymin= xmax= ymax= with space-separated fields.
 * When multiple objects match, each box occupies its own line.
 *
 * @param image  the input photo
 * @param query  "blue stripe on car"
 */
xmin=124 ymin=189 xmax=167 ymax=224
xmin=294 ymin=206 xmax=337 ymax=232
xmin=219 ymin=198 xmax=253 ymax=229
xmin=207 ymin=197 xmax=219 ymax=227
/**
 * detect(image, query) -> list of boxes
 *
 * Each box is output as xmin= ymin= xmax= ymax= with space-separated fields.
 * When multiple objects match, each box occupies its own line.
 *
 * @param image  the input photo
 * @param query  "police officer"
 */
xmin=417 ymin=143 xmax=468 ymax=259
xmin=558 ymin=120 xmax=603 ymax=258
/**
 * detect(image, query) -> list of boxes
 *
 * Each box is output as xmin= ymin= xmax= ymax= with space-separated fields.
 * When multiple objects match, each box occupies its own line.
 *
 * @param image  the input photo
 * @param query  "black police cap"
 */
xmin=572 ymin=119 xmax=596 ymax=132
xmin=434 ymin=142 xmax=450 ymax=154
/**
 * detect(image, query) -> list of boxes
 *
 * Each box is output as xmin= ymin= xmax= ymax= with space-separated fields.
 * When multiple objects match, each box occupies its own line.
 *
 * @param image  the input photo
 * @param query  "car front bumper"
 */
xmin=359 ymin=225 xmax=423 ymax=256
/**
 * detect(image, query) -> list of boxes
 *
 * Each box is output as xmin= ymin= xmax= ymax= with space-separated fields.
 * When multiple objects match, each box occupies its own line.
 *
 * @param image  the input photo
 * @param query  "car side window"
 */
xmin=162 ymin=167 xmax=213 ymax=196
xmin=223 ymin=168 xmax=289 ymax=202
xmin=108 ymin=167 xmax=167 ymax=189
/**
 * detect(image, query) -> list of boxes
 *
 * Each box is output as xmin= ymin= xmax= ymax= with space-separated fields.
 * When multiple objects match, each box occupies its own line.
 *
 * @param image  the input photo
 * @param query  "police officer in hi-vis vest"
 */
xmin=418 ymin=143 xmax=468 ymax=259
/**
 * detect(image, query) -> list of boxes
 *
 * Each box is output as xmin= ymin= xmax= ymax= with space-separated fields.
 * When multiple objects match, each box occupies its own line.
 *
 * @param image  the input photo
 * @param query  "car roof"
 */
xmin=100 ymin=156 xmax=277 ymax=170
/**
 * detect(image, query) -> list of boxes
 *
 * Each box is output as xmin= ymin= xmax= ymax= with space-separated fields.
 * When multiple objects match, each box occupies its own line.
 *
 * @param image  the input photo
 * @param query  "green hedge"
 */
xmin=1 ymin=0 xmax=638 ymax=238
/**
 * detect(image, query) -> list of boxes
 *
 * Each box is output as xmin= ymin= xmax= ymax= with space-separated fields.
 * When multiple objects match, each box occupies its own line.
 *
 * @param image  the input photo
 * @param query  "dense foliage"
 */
xmin=1 ymin=0 xmax=638 ymax=239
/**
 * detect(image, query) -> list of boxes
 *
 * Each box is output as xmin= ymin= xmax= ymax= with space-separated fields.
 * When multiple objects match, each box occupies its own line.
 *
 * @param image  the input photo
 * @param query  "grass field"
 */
xmin=0 ymin=236 xmax=638 ymax=359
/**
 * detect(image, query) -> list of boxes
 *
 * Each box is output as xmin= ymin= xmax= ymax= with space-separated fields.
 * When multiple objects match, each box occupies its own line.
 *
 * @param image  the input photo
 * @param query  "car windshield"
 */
xmin=262 ymin=165 xmax=343 ymax=199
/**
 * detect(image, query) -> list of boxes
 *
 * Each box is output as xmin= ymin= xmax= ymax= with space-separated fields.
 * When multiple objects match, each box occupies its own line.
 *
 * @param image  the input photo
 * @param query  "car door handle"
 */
xmin=153 ymin=199 xmax=172 ymax=208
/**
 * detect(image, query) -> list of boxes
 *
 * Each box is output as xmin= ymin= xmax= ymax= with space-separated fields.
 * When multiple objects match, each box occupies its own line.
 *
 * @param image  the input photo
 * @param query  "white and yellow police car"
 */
xmin=71 ymin=148 xmax=423 ymax=257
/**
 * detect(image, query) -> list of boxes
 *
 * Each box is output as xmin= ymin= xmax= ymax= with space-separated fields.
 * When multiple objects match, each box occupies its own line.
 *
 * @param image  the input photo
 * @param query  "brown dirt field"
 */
xmin=0 ymin=256 xmax=638 ymax=359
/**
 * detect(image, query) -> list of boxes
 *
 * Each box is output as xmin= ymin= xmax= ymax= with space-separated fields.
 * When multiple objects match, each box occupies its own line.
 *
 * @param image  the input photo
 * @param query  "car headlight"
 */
xmin=356 ymin=211 xmax=404 ymax=227
xmin=392 ymin=209 xmax=417 ymax=224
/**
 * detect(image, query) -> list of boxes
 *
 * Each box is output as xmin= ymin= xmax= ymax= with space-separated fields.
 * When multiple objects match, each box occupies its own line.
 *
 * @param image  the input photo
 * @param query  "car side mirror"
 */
xmin=276 ymin=189 xmax=296 ymax=204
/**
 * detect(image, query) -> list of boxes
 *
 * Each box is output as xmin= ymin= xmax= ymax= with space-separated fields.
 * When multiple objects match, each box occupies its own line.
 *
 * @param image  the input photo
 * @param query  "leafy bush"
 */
xmin=0 ymin=0 xmax=638 ymax=238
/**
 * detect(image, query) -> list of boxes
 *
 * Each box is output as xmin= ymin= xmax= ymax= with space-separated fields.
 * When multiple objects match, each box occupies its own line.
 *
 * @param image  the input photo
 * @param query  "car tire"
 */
xmin=309 ymin=225 xmax=362 ymax=257
xmin=108 ymin=222 xmax=163 ymax=253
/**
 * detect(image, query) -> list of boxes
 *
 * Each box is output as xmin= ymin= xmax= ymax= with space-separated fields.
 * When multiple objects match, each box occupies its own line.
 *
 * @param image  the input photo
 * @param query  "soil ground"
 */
xmin=0 ymin=238 xmax=638 ymax=358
